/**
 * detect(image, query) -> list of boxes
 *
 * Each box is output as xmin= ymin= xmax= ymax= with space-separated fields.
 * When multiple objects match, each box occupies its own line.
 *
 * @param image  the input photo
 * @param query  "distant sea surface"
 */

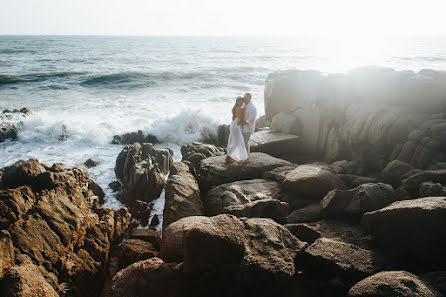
xmin=1 ymin=35 xmax=446 ymax=210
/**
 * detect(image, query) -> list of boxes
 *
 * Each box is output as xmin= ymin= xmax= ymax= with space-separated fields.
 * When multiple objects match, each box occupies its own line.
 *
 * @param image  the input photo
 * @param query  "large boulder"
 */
xmin=321 ymin=183 xmax=396 ymax=218
xmin=282 ymin=164 xmax=345 ymax=201
xmin=205 ymin=179 xmax=288 ymax=223
xmin=115 ymin=143 xmax=173 ymax=203
xmin=163 ymin=162 xmax=203 ymax=229
xmin=197 ymin=152 xmax=293 ymax=190
xmin=161 ymin=215 xmax=306 ymax=287
xmin=108 ymin=257 xmax=182 ymax=297
xmin=119 ymin=239 xmax=159 ymax=268
xmin=250 ymin=129 xmax=300 ymax=159
xmin=287 ymin=204 xmax=322 ymax=224
xmin=349 ymin=271 xmax=441 ymax=297
xmin=361 ymin=197 xmax=446 ymax=264
xmin=0 ymin=160 xmax=131 ymax=297
xmin=270 ymin=111 xmax=300 ymax=135
xmin=299 ymin=238 xmax=383 ymax=287
xmin=398 ymin=169 xmax=446 ymax=199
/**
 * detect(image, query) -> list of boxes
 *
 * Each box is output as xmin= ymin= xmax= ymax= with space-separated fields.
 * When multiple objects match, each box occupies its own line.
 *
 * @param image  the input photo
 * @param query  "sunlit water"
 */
xmin=1 ymin=35 xmax=446 ymax=215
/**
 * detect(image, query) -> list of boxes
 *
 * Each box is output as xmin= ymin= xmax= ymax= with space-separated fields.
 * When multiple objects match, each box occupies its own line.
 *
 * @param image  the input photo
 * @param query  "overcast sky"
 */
xmin=1 ymin=0 xmax=445 ymax=36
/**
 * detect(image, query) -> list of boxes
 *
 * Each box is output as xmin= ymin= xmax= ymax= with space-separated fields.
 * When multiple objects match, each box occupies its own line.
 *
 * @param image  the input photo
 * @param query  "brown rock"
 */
xmin=287 ymin=203 xmax=322 ymax=223
xmin=163 ymin=162 xmax=203 ymax=229
xmin=349 ymin=271 xmax=441 ymax=297
xmin=205 ymin=179 xmax=288 ymax=224
xmin=0 ymin=263 xmax=59 ymax=297
xmin=283 ymin=164 xmax=345 ymax=200
xmin=0 ymin=159 xmax=46 ymax=189
xmin=108 ymin=257 xmax=182 ymax=297
xmin=0 ymin=230 xmax=14 ymax=278
xmin=128 ymin=228 xmax=160 ymax=248
xmin=120 ymin=239 xmax=159 ymax=267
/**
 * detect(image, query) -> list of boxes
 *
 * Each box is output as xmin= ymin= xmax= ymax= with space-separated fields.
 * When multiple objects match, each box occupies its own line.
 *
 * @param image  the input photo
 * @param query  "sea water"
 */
xmin=1 ymin=35 xmax=446 ymax=215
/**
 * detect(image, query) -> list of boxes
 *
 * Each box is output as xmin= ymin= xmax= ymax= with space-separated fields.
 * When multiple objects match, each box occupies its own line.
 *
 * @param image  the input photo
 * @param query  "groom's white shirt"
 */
xmin=242 ymin=102 xmax=257 ymax=134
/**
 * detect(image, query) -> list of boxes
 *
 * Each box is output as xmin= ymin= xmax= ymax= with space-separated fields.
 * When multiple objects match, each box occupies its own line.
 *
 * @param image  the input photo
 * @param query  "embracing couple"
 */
xmin=225 ymin=93 xmax=257 ymax=163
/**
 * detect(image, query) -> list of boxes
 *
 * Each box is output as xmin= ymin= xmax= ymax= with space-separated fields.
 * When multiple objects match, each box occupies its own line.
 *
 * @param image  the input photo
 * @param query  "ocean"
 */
xmin=1 ymin=35 xmax=446 ymax=212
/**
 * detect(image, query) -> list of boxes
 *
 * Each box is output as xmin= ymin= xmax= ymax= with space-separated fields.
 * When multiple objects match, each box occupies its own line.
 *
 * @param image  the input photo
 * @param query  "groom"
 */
xmin=242 ymin=93 xmax=257 ymax=160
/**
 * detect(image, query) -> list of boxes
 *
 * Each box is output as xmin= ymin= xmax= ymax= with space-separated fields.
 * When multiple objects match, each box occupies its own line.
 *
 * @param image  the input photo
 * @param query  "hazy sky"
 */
xmin=1 ymin=0 xmax=445 ymax=36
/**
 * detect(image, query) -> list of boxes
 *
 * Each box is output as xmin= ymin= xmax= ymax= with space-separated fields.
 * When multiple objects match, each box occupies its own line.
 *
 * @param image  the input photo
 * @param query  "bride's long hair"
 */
xmin=232 ymin=97 xmax=244 ymax=120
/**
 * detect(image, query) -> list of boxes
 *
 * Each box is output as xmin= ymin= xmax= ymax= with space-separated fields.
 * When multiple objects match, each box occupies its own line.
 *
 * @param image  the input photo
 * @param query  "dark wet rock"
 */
xmin=129 ymin=200 xmax=151 ymax=227
xmin=0 ymin=230 xmax=14 ymax=278
xmin=108 ymin=257 xmax=182 ymax=297
xmin=282 ymin=164 xmax=345 ymax=201
xmin=163 ymin=162 xmax=203 ymax=229
xmin=285 ymin=223 xmax=321 ymax=244
xmin=321 ymin=183 xmax=396 ymax=219
xmin=108 ymin=181 xmax=122 ymax=192
xmin=115 ymin=143 xmax=173 ymax=203
xmin=150 ymin=214 xmax=159 ymax=227
xmin=216 ymin=124 xmax=230 ymax=147
xmin=84 ymin=158 xmax=100 ymax=168
xmin=299 ymin=237 xmax=383 ymax=287
xmin=362 ymin=197 xmax=446 ymax=265
xmin=382 ymin=160 xmax=415 ymax=187
xmin=181 ymin=142 xmax=225 ymax=171
xmin=287 ymin=203 xmax=322 ymax=223
xmin=0 ymin=159 xmax=46 ymax=189
xmin=349 ymin=271 xmax=441 ymax=297
xmin=205 ymin=179 xmax=288 ymax=224
xmin=111 ymin=130 xmax=159 ymax=145
xmin=198 ymin=152 xmax=293 ymax=191
xmin=0 ymin=108 xmax=30 ymax=143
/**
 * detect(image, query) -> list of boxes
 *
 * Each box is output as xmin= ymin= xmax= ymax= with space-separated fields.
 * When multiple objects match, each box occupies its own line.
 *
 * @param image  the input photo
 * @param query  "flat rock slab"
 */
xmin=299 ymin=237 xmax=383 ymax=286
xmin=198 ymin=152 xmax=293 ymax=190
xmin=250 ymin=129 xmax=300 ymax=156
xmin=205 ymin=179 xmax=288 ymax=223
xmin=361 ymin=196 xmax=446 ymax=263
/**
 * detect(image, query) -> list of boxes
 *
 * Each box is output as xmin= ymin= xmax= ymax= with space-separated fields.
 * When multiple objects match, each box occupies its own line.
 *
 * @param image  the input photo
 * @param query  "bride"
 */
xmin=225 ymin=96 xmax=248 ymax=163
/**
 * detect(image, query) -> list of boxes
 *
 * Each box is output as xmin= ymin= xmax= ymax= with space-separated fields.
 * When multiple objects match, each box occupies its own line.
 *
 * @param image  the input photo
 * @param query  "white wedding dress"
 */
xmin=226 ymin=116 xmax=248 ymax=161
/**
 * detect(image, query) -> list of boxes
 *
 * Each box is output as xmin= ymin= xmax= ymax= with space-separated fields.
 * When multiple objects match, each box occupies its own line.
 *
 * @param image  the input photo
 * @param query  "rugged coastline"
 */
xmin=1 ymin=67 xmax=446 ymax=296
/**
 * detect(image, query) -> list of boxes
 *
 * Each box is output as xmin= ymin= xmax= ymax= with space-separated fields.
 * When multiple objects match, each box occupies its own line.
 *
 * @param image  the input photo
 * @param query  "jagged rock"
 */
xmin=0 ymin=263 xmax=59 ymax=297
xmin=299 ymin=238 xmax=383 ymax=287
xmin=285 ymin=223 xmax=321 ymax=244
xmin=115 ymin=143 xmax=173 ymax=203
xmin=181 ymin=142 xmax=225 ymax=170
xmin=0 ymin=107 xmax=30 ymax=143
xmin=119 ymin=239 xmax=159 ymax=268
xmin=0 ymin=159 xmax=46 ymax=189
xmin=84 ymin=158 xmax=99 ymax=168
xmin=362 ymin=197 xmax=446 ymax=264
xmin=129 ymin=200 xmax=151 ymax=227
xmin=287 ymin=203 xmax=322 ymax=223
xmin=114 ymin=208 xmax=132 ymax=239
xmin=205 ymin=179 xmax=288 ymax=223
xmin=349 ymin=271 xmax=441 ymax=297
xmin=198 ymin=152 xmax=293 ymax=190
xmin=216 ymin=124 xmax=230 ymax=147
xmin=163 ymin=162 xmax=203 ymax=229
xmin=321 ymin=183 xmax=396 ymax=218
xmin=382 ymin=160 xmax=415 ymax=187
xmin=282 ymin=164 xmax=345 ymax=200
xmin=108 ymin=257 xmax=182 ymax=297
xmin=111 ymin=130 xmax=159 ymax=145
xmin=0 ymin=230 xmax=14 ymax=278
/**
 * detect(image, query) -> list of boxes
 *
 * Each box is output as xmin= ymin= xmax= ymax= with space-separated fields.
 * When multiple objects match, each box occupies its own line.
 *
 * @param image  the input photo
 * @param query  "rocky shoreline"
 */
xmin=1 ymin=68 xmax=446 ymax=296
